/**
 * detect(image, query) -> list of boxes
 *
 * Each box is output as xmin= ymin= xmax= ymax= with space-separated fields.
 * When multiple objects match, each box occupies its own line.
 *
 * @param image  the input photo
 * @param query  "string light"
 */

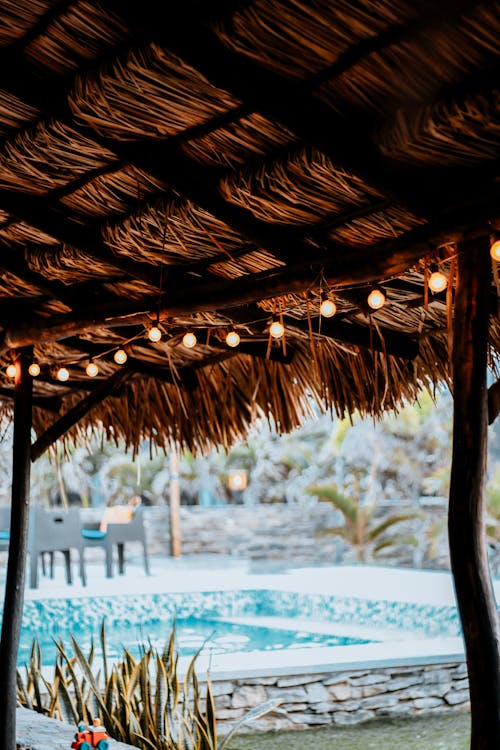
xmin=225 ymin=330 xmax=240 ymax=347
xmin=491 ymin=237 xmax=500 ymax=261
xmin=86 ymin=361 xmax=99 ymax=377
xmin=269 ymin=319 xmax=285 ymax=338
xmin=320 ymin=293 xmax=336 ymax=318
xmin=28 ymin=363 xmax=40 ymax=377
xmin=6 ymin=364 xmax=16 ymax=378
xmin=428 ymin=267 xmax=448 ymax=293
xmin=148 ymin=326 xmax=162 ymax=342
xmin=114 ymin=349 xmax=127 ymax=364
xmin=183 ymin=332 xmax=197 ymax=348
xmin=56 ymin=367 xmax=69 ymax=382
xmin=367 ymin=287 xmax=386 ymax=310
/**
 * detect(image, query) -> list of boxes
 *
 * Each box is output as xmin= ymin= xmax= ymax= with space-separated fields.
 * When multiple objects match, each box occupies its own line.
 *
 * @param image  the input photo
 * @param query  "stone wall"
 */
xmin=128 ymin=502 xmax=449 ymax=568
xmin=208 ymin=661 xmax=469 ymax=733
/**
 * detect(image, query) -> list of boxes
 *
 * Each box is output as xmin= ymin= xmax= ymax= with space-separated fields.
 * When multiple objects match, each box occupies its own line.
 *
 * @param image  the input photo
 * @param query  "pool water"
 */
xmin=15 ymin=587 xmax=465 ymax=667
xmin=17 ymin=615 xmax=373 ymax=665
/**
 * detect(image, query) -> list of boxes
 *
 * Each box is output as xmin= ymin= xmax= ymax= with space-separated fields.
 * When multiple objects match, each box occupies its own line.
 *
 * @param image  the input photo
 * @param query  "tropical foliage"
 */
xmin=17 ymin=620 xmax=280 ymax=750
xmin=305 ymin=483 xmax=422 ymax=563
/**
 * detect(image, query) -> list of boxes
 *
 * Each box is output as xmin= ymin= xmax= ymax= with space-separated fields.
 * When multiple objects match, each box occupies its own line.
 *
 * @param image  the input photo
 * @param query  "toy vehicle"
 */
xmin=71 ymin=719 xmax=110 ymax=750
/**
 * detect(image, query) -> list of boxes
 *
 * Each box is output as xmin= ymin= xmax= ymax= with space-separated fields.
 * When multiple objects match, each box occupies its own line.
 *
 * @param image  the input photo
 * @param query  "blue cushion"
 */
xmin=0 ymin=530 xmax=9 ymax=540
xmin=81 ymin=528 xmax=107 ymax=540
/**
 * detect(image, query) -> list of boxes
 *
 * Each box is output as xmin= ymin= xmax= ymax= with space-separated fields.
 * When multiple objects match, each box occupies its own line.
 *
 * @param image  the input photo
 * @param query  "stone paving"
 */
xmin=16 ymin=708 xmax=133 ymax=750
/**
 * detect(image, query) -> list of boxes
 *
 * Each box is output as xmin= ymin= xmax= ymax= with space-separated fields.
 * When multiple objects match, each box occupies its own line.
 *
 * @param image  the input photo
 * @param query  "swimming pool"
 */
xmin=18 ymin=588 xmax=462 ymax=666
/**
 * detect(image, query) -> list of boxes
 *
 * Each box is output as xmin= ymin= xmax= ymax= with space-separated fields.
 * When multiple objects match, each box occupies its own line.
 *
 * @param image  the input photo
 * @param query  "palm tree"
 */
xmin=305 ymin=483 xmax=422 ymax=563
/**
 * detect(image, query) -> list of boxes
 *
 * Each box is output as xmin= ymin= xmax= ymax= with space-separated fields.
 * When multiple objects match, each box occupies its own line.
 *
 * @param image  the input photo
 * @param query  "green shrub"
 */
xmin=17 ymin=620 xmax=280 ymax=750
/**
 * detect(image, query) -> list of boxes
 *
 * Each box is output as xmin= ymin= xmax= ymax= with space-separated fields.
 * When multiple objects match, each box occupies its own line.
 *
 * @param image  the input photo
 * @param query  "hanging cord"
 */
xmin=266 ymin=299 xmax=278 ymax=359
xmin=279 ymin=300 xmax=287 ymax=357
xmin=446 ymin=256 xmax=457 ymax=364
xmin=306 ymin=293 xmax=320 ymax=379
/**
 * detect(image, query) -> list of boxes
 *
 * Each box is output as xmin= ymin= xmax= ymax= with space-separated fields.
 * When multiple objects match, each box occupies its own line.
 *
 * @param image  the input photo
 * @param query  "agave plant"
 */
xmin=306 ymin=483 xmax=422 ymax=563
xmin=17 ymin=620 xmax=280 ymax=750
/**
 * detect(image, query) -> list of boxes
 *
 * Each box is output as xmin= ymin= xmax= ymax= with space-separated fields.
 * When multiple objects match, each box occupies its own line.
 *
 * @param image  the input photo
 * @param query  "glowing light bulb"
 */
xmin=226 ymin=330 xmax=240 ymax=347
xmin=57 ymin=367 xmax=69 ymax=382
xmin=114 ymin=349 xmax=127 ymax=364
xmin=29 ymin=363 xmax=40 ymax=377
xmin=367 ymin=288 xmax=386 ymax=310
xmin=428 ymin=270 xmax=447 ymax=293
xmin=269 ymin=320 xmax=285 ymax=338
xmin=320 ymin=296 xmax=336 ymax=318
xmin=148 ymin=326 xmax=162 ymax=342
xmin=183 ymin=332 xmax=197 ymax=348
xmin=6 ymin=364 xmax=16 ymax=378
xmin=86 ymin=362 xmax=99 ymax=377
xmin=490 ymin=239 xmax=500 ymax=261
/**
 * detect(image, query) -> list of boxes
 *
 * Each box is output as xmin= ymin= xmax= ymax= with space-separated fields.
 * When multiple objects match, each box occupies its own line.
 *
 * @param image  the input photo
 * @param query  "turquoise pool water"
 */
xmin=17 ymin=615 xmax=373 ymax=665
xmin=16 ymin=588 xmax=463 ymax=666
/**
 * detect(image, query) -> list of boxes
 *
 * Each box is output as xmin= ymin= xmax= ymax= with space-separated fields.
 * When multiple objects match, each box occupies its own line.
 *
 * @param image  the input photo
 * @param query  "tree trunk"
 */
xmin=0 ymin=349 xmax=33 ymax=750
xmin=448 ymin=240 xmax=500 ymax=749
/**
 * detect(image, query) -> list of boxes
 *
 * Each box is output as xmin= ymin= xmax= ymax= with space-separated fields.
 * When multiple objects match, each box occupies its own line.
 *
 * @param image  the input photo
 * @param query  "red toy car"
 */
xmin=71 ymin=719 xmax=110 ymax=750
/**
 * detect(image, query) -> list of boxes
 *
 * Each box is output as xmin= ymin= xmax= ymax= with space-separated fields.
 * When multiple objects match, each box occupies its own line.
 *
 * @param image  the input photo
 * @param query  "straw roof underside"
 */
xmin=0 ymin=0 xmax=497 ymax=456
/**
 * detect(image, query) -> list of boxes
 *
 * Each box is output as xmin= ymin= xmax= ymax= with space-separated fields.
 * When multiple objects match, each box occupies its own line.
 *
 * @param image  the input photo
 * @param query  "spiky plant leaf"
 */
xmin=54 ymin=663 xmax=80 ymax=724
xmin=202 ymin=677 xmax=217 ymax=750
xmin=16 ymin=670 xmax=32 ymax=709
xmin=55 ymin=640 xmax=89 ymax=722
xmin=70 ymin=635 xmax=101 ymax=693
xmin=100 ymin=618 xmax=109 ymax=686
xmin=154 ymin=652 xmax=168 ymax=736
xmin=219 ymin=699 xmax=283 ymax=750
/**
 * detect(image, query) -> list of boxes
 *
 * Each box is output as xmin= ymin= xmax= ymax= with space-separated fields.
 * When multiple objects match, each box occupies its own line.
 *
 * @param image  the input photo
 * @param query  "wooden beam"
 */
xmin=448 ymin=238 xmax=500 ymax=749
xmin=0 ymin=188 xmax=162 ymax=287
xmin=0 ymin=348 xmax=33 ymax=750
xmin=31 ymin=366 xmax=132 ymax=461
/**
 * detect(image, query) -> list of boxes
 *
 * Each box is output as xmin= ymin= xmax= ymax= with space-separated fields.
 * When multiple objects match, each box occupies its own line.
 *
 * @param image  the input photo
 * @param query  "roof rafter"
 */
xmin=1 ymin=201 xmax=496 ymax=357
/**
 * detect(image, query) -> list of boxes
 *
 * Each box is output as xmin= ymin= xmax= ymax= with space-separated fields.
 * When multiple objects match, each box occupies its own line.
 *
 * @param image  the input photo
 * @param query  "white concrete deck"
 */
xmin=16 ymin=552 xmax=499 ymax=606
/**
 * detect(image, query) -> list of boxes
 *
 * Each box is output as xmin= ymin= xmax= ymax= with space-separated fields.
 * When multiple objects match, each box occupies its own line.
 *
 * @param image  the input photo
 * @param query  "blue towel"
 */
xmin=0 ymin=530 xmax=10 ymax=540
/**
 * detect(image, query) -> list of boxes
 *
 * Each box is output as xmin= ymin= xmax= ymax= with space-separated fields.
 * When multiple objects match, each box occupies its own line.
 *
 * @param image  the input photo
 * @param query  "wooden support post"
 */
xmin=0 ymin=349 xmax=33 ymax=750
xmin=169 ymin=449 xmax=182 ymax=557
xmin=449 ymin=239 xmax=500 ymax=749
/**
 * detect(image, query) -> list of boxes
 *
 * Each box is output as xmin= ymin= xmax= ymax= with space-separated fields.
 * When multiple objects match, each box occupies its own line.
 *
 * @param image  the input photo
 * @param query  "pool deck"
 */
xmin=6 ymin=553 xmax=499 ymax=680
xmin=15 ymin=552 xmax=497 ymax=604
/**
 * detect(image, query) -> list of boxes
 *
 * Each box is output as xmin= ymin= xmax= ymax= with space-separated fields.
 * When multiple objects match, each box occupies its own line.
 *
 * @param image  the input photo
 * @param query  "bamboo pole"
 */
xmin=448 ymin=239 xmax=500 ymax=749
xmin=169 ymin=449 xmax=182 ymax=557
xmin=0 ymin=349 xmax=33 ymax=750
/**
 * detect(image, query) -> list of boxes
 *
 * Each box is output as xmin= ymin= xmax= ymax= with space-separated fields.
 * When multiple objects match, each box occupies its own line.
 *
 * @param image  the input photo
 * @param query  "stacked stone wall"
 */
xmin=113 ymin=503 xmax=449 ymax=569
xmin=209 ymin=661 xmax=469 ymax=733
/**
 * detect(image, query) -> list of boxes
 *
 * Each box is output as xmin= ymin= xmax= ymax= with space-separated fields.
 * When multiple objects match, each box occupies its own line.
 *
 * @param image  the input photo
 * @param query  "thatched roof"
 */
xmin=0 ymin=0 xmax=498 ymax=455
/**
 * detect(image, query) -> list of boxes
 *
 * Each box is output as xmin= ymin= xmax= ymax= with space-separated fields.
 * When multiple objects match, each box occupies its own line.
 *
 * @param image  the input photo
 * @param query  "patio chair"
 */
xmin=80 ymin=503 xmax=150 ymax=578
xmin=28 ymin=507 xmax=87 ymax=589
